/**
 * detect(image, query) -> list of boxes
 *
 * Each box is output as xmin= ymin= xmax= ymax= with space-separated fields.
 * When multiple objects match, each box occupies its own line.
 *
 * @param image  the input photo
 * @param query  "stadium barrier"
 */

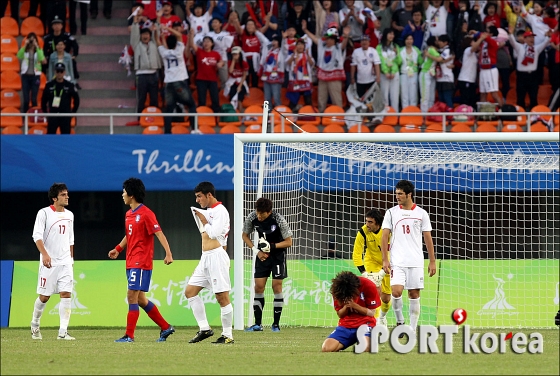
xmin=1 ymin=110 xmax=558 ymax=134
xmin=4 ymin=260 xmax=558 ymax=328
xmin=1 ymin=260 xmax=14 ymax=327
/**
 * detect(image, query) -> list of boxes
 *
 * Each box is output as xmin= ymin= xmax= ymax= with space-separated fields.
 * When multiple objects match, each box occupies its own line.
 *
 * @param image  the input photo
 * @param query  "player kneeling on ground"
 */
xmin=322 ymin=271 xmax=380 ymax=352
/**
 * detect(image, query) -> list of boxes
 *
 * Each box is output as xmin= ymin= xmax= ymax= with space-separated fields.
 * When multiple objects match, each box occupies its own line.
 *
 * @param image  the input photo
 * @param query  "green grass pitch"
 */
xmin=1 ymin=327 xmax=558 ymax=375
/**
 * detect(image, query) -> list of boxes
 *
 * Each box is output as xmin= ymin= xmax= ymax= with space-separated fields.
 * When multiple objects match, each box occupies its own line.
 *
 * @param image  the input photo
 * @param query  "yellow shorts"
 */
xmin=365 ymin=262 xmax=391 ymax=296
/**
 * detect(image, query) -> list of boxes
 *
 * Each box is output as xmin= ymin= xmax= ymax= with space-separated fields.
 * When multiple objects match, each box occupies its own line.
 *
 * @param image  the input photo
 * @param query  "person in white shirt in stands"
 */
xmin=435 ymin=34 xmax=454 ymax=108
xmin=381 ymin=179 xmax=436 ymax=338
xmin=350 ymin=34 xmax=381 ymax=98
xmin=508 ymin=26 xmax=550 ymax=111
xmin=207 ymin=17 xmax=234 ymax=89
xmin=456 ymin=36 xmax=478 ymax=109
xmin=423 ymin=0 xmax=449 ymax=38
xmin=30 ymin=183 xmax=75 ymax=341
xmin=156 ymin=24 xmax=197 ymax=134
xmin=186 ymin=0 xmax=215 ymax=45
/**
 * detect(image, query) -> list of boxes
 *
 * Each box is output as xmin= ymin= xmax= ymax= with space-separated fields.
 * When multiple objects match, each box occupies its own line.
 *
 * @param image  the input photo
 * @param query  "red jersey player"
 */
xmin=322 ymin=271 xmax=381 ymax=352
xmin=108 ymin=177 xmax=174 ymax=343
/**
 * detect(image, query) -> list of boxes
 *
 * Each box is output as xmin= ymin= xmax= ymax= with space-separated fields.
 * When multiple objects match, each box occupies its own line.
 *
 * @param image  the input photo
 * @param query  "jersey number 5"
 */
xmin=128 ymin=224 xmax=133 ymax=235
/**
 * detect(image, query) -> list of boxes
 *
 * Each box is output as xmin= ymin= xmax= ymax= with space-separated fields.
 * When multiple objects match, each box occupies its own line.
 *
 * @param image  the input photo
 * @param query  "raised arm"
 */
xmin=189 ymin=27 xmax=199 ymax=53
xmin=301 ymin=19 xmax=318 ymax=45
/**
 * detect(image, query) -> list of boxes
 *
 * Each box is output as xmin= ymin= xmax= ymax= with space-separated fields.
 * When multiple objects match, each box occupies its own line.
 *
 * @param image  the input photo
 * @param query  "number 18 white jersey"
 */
xmin=32 ymin=205 xmax=74 ymax=266
xmin=382 ymin=204 xmax=432 ymax=268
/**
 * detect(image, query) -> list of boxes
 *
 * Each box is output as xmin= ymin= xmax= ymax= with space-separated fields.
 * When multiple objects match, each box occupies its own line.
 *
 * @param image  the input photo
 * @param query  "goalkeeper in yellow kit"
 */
xmin=352 ymin=209 xmax=391 ymax=327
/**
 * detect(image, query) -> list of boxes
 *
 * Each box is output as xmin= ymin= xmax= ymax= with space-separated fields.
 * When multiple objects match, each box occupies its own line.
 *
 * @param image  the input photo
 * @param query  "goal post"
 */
xmin=233 ymin=132 xmax=559 ymax=330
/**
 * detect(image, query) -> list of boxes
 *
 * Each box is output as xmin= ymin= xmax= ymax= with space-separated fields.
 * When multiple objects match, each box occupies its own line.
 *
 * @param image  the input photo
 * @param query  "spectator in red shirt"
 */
xmin=472 ymin=29 xmax=503 ymax=106
xmin=224 ymin=46 xmax=249 ymax=111
xmin=321 ymin=271 xmax=380 ymax=352
xmin=241 ymin=19 xmax=265 ymax=88
xmin=483 ymin=2 xmax=501 ymax=28
xmin=223 ymin=10 xmax=243 ymax=47
xmin=159 ymin=2 xmax=182 ymax=37
xmin=108 ymin=177 xmax=174 ymax=343
xmin=190 ymin=28 xmax=224 ymax=113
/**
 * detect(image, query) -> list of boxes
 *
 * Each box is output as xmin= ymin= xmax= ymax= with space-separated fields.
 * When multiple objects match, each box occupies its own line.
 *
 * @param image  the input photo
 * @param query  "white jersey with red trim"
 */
xmin=202 ymin=201 xmax=230 ymax=247
xmin=32 ymin=205 xmax=74 ymax=266
xmin=382 ymin=204 xmax=432 ymax=268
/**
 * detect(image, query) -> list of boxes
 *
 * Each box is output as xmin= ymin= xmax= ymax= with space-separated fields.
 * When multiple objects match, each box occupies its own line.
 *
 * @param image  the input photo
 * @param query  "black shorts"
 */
xmin=254 ymin=251 xmax=287 ymax=279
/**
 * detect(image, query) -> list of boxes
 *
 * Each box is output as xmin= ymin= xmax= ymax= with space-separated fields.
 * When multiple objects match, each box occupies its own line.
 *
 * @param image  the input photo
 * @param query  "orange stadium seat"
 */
xmin=399 ymin=124 xmax=421 ymax=133
xmin=28 ymin=125 xmax=47 ymax=134
xmin=450 ymin=123 xmax=473 ymax=132
xmin=531 ymin=105 xmax=553 ymax=122
xmin=39 ymin=73 xmax=46 ymax=89
xmin=1 ymin=70 xmax=21 ymax=90
xmin=273 ymin=123 xmax=293 ymax=133
xmin=219 ymin=124 xmax=241 ymax=134
xmin=243 ymin=124 xmax=262 ymax=133
xmin=19 ymin=1 xmax=38 ymax=19
xmin=243 ymin=105 xmax=263 ymax=126
xmin=322 ymin=123 xmax=345 ymax=133
xmin=142 ymin=125 xmax=164 ymax=134
xmin=1 ymin=106 xmax=22 ymax=127
xmin=529 ymin=122 xmax=550 ymax=132
xmin=198 ymin=124 xmax=216 ymax=134
xmin=1 ymin=89 xmax=20 ymax=108
xmin=348 ymin=124 xmax=370 ymax=133
xmin=424 ymin=123 xmax=445 ymax=132
xmin=242 ymin=87 xmax=264 ymax=107
xmin=140 ymin=106 xmax=164 ymax=127
xmin=399 ymin=106 xmax=423 ymax=127
xmin=373 ymin=124 xmax=396 ymax=133
xmin=270 ymin=105 xmax=294 ymax=128
xmin=1 ymin=17 xmax=19 ymax=37
xmin=323 ymin=105 xmax=345 ymax=126
xmin=380 ymin=106 xmax=398 ymax=127
xmin=475 ymin=123 xmax=498 ymax=132
xmin=1 ymin=53 xmax=20 ymax=72
xmin=1 ymin=35 xmax=18 ymax=54
xmin=501 ymin=123 xmax=523 ymax=132
xmin=171 ymin=124 xmax=190 ymax=134
xmin=196 ymin=106 xmax=217 ymax=127
xmin=299 ymin=124 xmax=320 ymax=133
xmin=295 ymin=105 xmax=320 ymax=126
xmin=20 ymin=16 xmax=44 ymax=37
xmin=2 ymin=125 xmax=22 ymax=134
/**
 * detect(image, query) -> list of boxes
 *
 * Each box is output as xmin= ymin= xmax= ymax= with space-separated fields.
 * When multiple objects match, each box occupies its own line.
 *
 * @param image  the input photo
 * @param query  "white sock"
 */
xmin=58 ymin=298 xmax=72 ymax=336
xmin=220 ymin=304 xmax=233 ymax=338
xmin=188 ymin=296 xmax=210 ymax=330
xmin=392 ymin=296 xmax=405 ymax=324
xmin=31 ymin=297 xmax=47 ymax=328
xmin=379 ymin=309 xmax=387 ymax=319
xmin=409 ymin=298 xmax=420 ymax=331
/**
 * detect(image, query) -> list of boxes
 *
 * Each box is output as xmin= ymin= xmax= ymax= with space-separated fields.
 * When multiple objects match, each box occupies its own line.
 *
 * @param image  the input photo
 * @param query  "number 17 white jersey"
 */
xmin=32 ymin=205 xmax=74 ymax=266
xmin=382 ymin=204 xmax=432 ymax=268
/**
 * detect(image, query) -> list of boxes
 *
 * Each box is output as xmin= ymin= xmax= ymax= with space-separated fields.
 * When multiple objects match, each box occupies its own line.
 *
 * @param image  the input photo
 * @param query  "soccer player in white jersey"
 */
xmin=185 ymin=181 xmax=234 ymax=344
xmin=156 ymin=23 xmax=197 ymax=134
xmin=30 ymin=183 xmax=75 ymax=340
xmin=381 ymin=180 xmax=436 ymax=337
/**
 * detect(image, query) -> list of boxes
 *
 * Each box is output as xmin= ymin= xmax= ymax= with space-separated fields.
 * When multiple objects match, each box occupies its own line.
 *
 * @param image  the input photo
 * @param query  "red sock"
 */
xmin=125 ymin=304 xmax=140 ymax=338
xmin=143 ymin=301 xmax=169 ymax=330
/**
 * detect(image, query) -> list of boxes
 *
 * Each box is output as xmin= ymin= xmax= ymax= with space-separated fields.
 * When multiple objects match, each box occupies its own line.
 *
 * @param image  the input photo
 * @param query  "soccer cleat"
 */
xmin=57 ymin=332 xmax=76 ymax=340
xmin=188 ymin=329 xmax=214 ymax=343
xmin=156 ymin=325 xmax=175 ymax=342
xmin=377 ymin=316 xmax=387 ymax=327
xmin=212 ymin=335 xmax=234 ymax=344
xmin=271 ymin=324 xmax=280 ymax=332
xmin=31 ymin=327 xmax=42 ymax=340
xmin=244 ymin=324 xmax=263 ymax=332
xmin=396 ymin=322 xmax=406 ymax=339
xmin=114 ymin=335 xmax=134 ymax=343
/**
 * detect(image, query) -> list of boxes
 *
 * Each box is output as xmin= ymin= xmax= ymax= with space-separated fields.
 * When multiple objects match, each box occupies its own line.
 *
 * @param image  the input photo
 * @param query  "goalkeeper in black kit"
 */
xmin=242 ymin=198 xmax=293 ymax=332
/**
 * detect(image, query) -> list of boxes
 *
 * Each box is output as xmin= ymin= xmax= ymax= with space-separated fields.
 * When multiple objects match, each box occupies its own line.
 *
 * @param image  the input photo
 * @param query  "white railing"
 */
xmin=1 ymin=110 xmax=557 ymax=134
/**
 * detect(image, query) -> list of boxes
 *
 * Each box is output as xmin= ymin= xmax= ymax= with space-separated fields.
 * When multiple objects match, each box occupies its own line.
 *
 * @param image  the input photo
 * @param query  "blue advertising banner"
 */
xmin=1 ymin=260 xmax=14 ymax=327
xmin=1 ymin=135 xmax=235 ymax=192
xmin=1 ymin=135 xmax=558 ymax=192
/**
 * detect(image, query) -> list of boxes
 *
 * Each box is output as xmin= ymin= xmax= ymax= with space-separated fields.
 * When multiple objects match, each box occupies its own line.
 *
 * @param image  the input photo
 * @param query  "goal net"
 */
xmin=232 ymin=131 xmax=559 ymax=330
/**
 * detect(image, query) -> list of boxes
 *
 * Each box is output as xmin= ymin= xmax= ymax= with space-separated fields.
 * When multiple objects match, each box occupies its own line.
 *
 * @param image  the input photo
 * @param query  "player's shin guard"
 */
xmin=273 ymin=293 xmax=284 ymax=326
xmin=126 ymin=304 xmax=140 ymax=339
xmin=253 ymin=293 xmax=265 ymax=326
xmin=143 ymin=300 xmax=169 ymax=330
xmin=380 ymin=300 xmax=391 ymax=318
xmin=220 ymin=304 xmax=233 ymax=338
xmin=187 ymin=296 xmax=210 ymax=330
xmin=58 ymin=298 xmax=72 ymax=336
xmin=392 ymin=296 xmax=405 ymax=324
xmin=409 ymin=298 xmax=420 ymax=331
xmin=31 ymin=297 xmax=47 ymax=327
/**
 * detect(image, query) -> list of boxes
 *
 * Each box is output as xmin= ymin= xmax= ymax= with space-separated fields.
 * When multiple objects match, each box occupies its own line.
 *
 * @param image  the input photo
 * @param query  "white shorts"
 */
xmin=37 ymin=264 xmax=73 ymax=296
xmin=479 ymin=68 xmax=499 ymax=93
xmin=390 ymin=266 xmax=424 ymax=290
xmin=188 ymin=247 xmax=231 ymax=294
